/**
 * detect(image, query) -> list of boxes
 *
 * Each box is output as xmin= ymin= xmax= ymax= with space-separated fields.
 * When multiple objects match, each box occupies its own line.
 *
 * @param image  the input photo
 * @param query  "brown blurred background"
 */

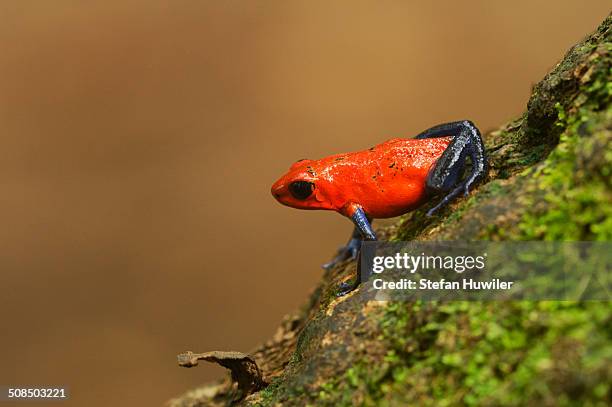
xmin=0 ymin=1 xmax=609 ymax=406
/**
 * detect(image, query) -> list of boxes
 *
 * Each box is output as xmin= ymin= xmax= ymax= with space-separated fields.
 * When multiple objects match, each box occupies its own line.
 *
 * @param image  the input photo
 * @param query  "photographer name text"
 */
xmin=372 ymin=278 xmax=514 ymax=290
xmin=370 ymin=253 xmax=514 ymax=291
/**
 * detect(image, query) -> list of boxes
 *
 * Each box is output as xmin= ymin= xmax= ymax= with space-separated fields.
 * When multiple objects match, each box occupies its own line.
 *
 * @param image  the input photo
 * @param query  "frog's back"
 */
xmin=313 ymin=136 xmax=452 ymax=218
xmin=316 ymin=137 xmax=451 ymax=171
xmin=366 ymin=137 xmax=452 ymax=171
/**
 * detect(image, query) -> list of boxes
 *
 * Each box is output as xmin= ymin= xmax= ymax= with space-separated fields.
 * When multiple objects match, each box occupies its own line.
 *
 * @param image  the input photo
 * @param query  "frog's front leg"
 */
xmin=322 ymin=205 xmax=376 ymax=271
xmin=416 ymin=120 xmax=488 ymax=216
xmin=330 ymin=204 xmax=376 ymax=296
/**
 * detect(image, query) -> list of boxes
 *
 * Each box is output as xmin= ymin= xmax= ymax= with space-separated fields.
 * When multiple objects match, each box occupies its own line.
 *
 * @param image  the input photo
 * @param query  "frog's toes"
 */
xmin=321 ymin=252 xmax=351 ymax=270
xmin=321 ymin=239 xmax=361 ymax=270
xmin=336 ymin=280 xmax=358 ymax=296
xmin=426 ymin=204 xmax=443 ymax=217
xmin=321 ymin=260 xmax=338 ymax=270
xmin=322 ymin=256 xmax=342 ymax=270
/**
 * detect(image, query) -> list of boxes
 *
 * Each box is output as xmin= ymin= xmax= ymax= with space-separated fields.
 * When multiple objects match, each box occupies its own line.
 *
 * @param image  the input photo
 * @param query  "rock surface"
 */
xmin=169 ymin=14 xmax=611 ymax=407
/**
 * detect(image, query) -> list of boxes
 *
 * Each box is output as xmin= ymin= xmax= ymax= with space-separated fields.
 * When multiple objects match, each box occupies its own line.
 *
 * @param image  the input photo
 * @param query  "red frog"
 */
xmin=271 ymin=121 xmax=487 ymax=295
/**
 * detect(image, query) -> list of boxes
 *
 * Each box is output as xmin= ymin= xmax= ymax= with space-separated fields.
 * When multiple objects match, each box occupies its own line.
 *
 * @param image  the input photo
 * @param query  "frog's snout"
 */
xmin=271 ymin=179 xmax=286 ymax=202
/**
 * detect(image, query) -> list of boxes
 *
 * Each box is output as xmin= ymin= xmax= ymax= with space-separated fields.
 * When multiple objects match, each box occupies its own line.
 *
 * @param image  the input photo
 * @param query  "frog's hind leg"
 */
xmin=416 ymin=120 xmax=487 ymax=216
xmin=322 ymin=208 xmax=375 ymax=270
xmin=322 ymin=226 xmax=363 ymax=271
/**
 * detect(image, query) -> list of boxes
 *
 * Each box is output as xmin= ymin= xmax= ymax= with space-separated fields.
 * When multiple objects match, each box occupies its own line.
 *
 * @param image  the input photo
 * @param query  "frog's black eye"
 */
xmin=289 ymin=181 xmax=314 ymax=200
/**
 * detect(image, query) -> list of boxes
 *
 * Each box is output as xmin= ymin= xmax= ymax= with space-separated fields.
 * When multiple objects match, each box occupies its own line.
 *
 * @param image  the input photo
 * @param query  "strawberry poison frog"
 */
xmin=271 ymin=121 xmax=487 ymax=295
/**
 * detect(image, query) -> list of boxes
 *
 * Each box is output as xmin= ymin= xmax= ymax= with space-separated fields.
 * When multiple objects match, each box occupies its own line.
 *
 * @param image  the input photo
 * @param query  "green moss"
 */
xmin=254 ymin=378 xmax=282 ymax=406
xmin=291 ymin=318 xmax=322 ymax=364
xmin=516 ymin=47 xmax=612 ymax=241
xmin=392 ymin=210 xmax=432 ymax=241
xmin=306 ymin=301 xmax=611 ymax=407
xmin=511 ymin=145 xmax=548 ymax=167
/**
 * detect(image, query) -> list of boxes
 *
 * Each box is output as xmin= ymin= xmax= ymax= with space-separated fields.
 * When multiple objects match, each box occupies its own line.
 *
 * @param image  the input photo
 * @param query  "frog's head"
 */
xmin=271 ymin=159 xmax=332 ymax=210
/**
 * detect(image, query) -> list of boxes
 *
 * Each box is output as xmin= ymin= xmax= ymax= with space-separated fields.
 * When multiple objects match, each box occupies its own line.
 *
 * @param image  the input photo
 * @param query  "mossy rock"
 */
xmin=169 ymin=13 xmax=612 ymax=407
